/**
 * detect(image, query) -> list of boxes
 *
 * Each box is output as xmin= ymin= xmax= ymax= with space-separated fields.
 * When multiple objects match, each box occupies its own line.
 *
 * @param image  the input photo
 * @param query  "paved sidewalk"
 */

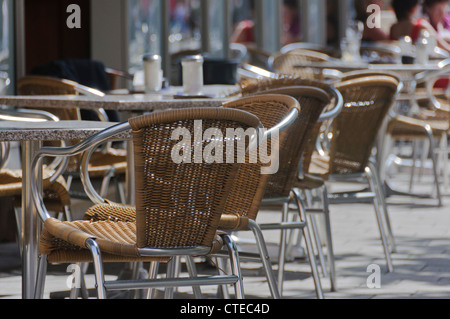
xmin=0 ymin=172 xmax=449 ymax=299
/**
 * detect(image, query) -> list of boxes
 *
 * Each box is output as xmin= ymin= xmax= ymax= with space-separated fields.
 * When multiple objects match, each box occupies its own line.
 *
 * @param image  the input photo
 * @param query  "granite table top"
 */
xmin=0 ymin=85 xmax=237 ymax=112
xmin=0 ymin=120 xmax=130 ymax=141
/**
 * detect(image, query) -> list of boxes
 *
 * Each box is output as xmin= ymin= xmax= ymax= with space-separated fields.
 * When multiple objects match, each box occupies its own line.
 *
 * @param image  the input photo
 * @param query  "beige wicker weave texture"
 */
xmin=330 ymin=76 xmax=399 ymax=175
xmin=40 ymin=108 xmax=262 ymax=263
xmin=221 ymin=94 xmax=300 ymax=228
xmin=237 ymin=77 xmax=334 ymax=183
xmin=271 ymin=50 xmax=331 ymax=80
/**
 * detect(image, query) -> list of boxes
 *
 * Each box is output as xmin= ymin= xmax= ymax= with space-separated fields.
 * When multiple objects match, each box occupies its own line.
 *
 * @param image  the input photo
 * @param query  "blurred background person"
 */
xmin=231 ymin=0 xmax=301 ymax=46
xmin=230 ymin=0 xmax=255 ymax=44
xmin=390 ymin=0 xmax=421 ymax=40
xmin=282 ymin=0 xmax=301 ymax=45
xmin=408 ymin=0 xmax=450 ymax=51
xmin=422 ymin=0 xmax=450 ymax=40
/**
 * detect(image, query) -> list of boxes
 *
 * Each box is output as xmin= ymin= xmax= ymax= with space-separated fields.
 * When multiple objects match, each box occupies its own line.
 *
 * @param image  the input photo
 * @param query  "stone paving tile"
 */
xmin=0 ymin=172 xmax=449 ymax=299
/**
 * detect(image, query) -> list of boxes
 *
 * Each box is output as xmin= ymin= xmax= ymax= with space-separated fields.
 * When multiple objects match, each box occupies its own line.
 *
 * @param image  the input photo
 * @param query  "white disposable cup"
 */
xmin=143 ymin=54 xmax=162 ymax=93
xmin=182 ymin=55 xmax=204 ymax=95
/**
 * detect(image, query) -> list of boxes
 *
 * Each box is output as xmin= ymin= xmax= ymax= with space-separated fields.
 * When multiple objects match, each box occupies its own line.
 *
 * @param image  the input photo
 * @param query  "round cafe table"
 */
xmin=0 ymin=120 xmax=130 ymax=299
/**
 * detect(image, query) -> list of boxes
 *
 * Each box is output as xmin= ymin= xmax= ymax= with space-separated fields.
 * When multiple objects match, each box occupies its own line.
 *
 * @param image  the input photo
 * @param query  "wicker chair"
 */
xmin=234 ymin=78 xmax=343 ymax=294
xmin=0 ymin=109 xmax=72 ymax=249
xmin=268 ymin=50 xmax=333 ymax=80
xmin=82 ymin=95 xmax=301 ymax=299
xmin=17 ymin=75 xmax=128 ymax=202
xmin=32 ymin=107 xmax=265 ymax=299
xmin=280 ymin=42 xmax=332 ymax=54
xmin=382 ymin=62 xmax=450 ymax=207
xmin=311 ymin=75 xmax=400 ymax=273
xmin=104 ymin=67 xmax=134 ymax=91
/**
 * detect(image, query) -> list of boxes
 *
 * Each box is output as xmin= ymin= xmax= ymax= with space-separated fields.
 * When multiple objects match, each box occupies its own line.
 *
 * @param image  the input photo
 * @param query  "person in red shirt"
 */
xmin=413 ymin=0 xmax=450 ymax=50
xmin=230 ymin=0 xmax=301 ymax=46
xmin=390 ymin=0 xmax=421 ymax=41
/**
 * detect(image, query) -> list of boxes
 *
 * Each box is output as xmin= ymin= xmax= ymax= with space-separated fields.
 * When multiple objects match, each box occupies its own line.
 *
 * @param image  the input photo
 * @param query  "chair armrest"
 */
xmin=263 ymin=108 xmax=298 ymax=141
xmin=0 ymin=107 xmax=59 ymax=122
xmin=31 ymin=122 xmax=132 ymax=221
xmin=238 ymin=63 xmax=278 ymax=79
xmin=105 ymin=67 xmax=134 ymax=81
xmin=318 ymin=86 xmax=343 ymax=122
xmin=415 ymin=58 xmax=450 ymax=111
xmin=0 ymin=107 xmax=70 ymax=182
xmin=72 ymin=82 xmax=105 ymax=97
xmin=72 ymin=82 xmax=110 ymax=122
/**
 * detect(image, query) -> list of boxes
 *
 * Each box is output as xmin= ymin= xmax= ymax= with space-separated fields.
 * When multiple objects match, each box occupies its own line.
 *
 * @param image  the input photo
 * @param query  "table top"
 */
xmin=294 ymin=61 xmax=443 ymax=73
xmin=0 ymin=120 xmax=130 ymax=141
xmin=0 ymin=85 xmax=236 ymax=111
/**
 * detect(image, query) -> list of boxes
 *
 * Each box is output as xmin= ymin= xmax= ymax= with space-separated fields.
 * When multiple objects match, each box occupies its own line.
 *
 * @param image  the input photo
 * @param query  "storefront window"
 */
xmin=128 ymin=0 xmax=162 ymax=72
xmin=0 ymin=0 xmax=12 ymax=94
xmin=168 ymin=0 xmax=201 ymax=55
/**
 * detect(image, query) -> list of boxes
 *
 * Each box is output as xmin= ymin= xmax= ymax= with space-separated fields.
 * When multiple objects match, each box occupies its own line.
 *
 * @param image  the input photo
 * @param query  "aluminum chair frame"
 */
xmin=262 ymin=86 xmax=343 ymax=297
xmin=31 ymin=121 xmax=248 ymax=299
xmin=384 ymin=58 xmax=450 ymax=206
xmin=31 ymin=109 xmax=276 ymax=299
xmin=319 ymin=76 xmax=401 ymax=273
xmin=235 ymin=80 xmax=344 ymax=294
xmin=325 ymin=159 xmax=394 ymax=272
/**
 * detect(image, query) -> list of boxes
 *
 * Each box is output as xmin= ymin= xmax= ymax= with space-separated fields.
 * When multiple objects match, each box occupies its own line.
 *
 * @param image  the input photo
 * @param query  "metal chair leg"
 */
xmin=164 ymin=257 xmax=178 ymax=299
xmin=69 ymin=262 xmax=89 ymax=299
xmin=85 ymin=238 xmax=106 ymax=299
xmin=321 ymin=186 xmax=337 ymax=292
xmin=248 ymin=219 xmax=281 ymax=299
xmin=365 ymin=166 xmax=394 ymax=273
xmin=34 ymin=254 xmax=47 ymax=299
xmin=216 ymin=257 xmax=231 ymax=299
xmin=304 ymin=189 xmax=328 ymax=277
xmin=185 ymin=256 xmax=203 ymax=299
xmin=424 ymin=126 xmax=443 ymax=207
xmin=308 ymin=214 xmax=328 ymax=278
xmin=409 ymin=140 xmax=418 ymax=192
xmin=277 ymin=202 xmax=288 ymax=295
xmin=145 ymin=261 xmax=160 ymax=299
xmin=292 ymin=189 xmax=324 ymax=299
xmin=64 ymin=205 xmax=73 ymax=222
xmin=368 ymin=161 xmax=396 ymax=253
xmin=13 ymin=207 xmax=22 ymax=258
xmin=221 ymin=234 xmax=245 ymax=299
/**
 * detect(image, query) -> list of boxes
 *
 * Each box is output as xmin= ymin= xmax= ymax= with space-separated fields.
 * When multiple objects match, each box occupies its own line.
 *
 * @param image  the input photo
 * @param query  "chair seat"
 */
xmin=41 ymin=203 xmax=225 ymax=264
xmin=84 ymin=200 xmax=252 ymax=232
xmin=307 ymin=151 xmax=330 ymax=176
xmin=0 ymin=167 xmax=71 ymax=211
xmin=387 ymin=114 xmax=449 ymax=138
xmin=294 ymin=174 xmax=326 ymax=190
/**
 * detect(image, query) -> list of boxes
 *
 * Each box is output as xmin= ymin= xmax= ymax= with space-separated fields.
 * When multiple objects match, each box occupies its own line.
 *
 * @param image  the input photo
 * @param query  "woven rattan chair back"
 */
xmin=330 ymin=76 xmax=399 ymax=175
xmin=221 ymin=94 xmax=300 ymax=222
xmin=236 ymin=77 xmax=336 ymax=176
xmin=17 ymin=76 xmax=81 ymax=121
xmin=129 ymin=108 xmax=262 ymax=249
xmin=270 ymin=50 xmax=331 ymax=79
xmin=250 ymin=86 xmax=330 ymax=197
xmin=340 ymin=70 xmax=401 ymax=83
